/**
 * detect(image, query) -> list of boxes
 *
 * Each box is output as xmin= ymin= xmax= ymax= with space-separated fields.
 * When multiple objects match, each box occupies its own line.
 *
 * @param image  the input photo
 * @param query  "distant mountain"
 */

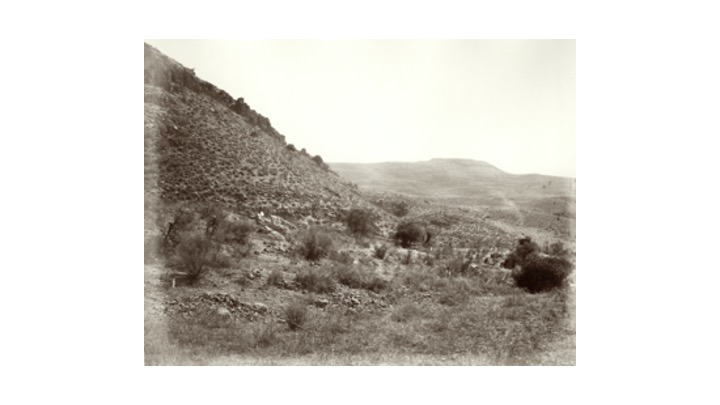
xmin=144 ymin=43 xmax=372 ymax=221
xmin=330 ymin=158 xmax=574 ymax=200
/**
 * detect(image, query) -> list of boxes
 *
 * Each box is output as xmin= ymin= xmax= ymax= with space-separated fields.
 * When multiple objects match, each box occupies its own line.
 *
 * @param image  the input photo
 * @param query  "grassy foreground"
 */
xmin=145 ymin=263 xmax=575 ymax=366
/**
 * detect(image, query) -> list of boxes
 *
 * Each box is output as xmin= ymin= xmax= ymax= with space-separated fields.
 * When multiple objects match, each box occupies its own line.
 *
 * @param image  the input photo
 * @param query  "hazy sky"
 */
xmin=146 ymin=40 xmax=575 ymax=177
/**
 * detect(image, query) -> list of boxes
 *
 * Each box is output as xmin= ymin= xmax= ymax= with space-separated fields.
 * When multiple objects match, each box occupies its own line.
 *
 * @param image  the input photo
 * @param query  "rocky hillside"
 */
xmin=144 ymin=43 xmax=372 ymax=222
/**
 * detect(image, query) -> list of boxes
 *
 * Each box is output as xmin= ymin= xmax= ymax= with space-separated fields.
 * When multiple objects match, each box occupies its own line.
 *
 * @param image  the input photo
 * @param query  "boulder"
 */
xmin=252 ymin=302 xmax=269 ymax=314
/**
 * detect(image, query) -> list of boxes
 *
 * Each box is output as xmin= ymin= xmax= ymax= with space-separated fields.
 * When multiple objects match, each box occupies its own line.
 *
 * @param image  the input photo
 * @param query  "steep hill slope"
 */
xmin=144 ymin=43 xmax=368 ymax=223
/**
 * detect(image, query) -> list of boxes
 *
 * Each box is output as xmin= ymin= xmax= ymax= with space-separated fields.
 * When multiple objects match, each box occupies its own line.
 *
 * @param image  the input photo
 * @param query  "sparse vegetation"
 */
xmin=266 ymin=268 xmax=284 ymax=287
xmin=333 ymin=264 xmax=389 ymax=293
xmin=145 ymin=44 xmax=575 ymax=366
xmin=295 ymin=267 xmax=337 ymax=293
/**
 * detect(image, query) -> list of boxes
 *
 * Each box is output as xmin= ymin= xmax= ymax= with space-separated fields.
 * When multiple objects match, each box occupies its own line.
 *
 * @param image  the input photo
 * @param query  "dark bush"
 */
xmin=286 ymin=143 xmax=297 ymax=152
xmin=345 ymin=208 xmax=375 ymax=236
xmin=393 ymin=221 xmax=427 ymax=248
xmin=512 ymin=255 xmax=573 ymax=293
xmin=298 ymin=227 xmax=333 ymax=261
xmin=373 ymin=244 xmax=389 ymax=260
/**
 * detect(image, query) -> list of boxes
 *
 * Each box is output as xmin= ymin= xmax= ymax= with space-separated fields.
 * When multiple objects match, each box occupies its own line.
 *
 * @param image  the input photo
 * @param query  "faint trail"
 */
xmin=495 ymin=191 xmax=524 ymax=225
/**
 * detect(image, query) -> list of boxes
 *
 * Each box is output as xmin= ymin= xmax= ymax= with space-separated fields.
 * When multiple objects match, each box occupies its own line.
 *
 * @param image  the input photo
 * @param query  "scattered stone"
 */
xmin=217 ymin=307 xmax=231 ymax=317
xmin=314 ymin=298 xmax=330 ymax=309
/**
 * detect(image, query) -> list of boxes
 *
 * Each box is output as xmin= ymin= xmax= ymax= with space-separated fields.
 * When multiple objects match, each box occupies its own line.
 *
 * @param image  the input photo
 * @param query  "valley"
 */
xmin=144 ymin=43 xmax=576 ymax=366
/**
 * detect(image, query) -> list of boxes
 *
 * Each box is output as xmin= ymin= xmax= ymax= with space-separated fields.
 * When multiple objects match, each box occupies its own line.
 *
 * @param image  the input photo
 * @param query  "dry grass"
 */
xmin=151 ymin=281 xmax=573 ymax=365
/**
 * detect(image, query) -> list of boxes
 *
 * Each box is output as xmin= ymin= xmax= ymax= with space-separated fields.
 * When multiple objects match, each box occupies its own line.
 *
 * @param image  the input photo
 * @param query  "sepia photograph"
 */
xmin=144 ymin=39 xmax=576 ymax=366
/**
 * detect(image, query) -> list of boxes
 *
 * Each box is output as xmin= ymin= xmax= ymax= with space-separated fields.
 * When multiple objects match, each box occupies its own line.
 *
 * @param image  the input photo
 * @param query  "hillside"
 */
xmin=144 ymin=43 xmax=575 ymax=366
xmin=144 ymin=43 xmax=372 ymax=225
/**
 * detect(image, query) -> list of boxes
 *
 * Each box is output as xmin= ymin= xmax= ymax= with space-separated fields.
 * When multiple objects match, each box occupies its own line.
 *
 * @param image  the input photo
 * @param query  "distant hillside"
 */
xmin=144 ymin=43 xmax=371 ymax=222
xmin=330 ymin=158 xmax=574 ymax=199
xmin=330 ymin=159 xmax=576 ymax=237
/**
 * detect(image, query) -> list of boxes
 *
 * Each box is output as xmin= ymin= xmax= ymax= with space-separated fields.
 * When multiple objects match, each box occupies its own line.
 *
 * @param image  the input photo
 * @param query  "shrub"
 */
xmin=512 ymin=255 xmax=573 ymax=293
xmin=216 ymin=219 xmax=254 ymax=245
xmin=393 ymin=221 xmax=426 ymax=248
xmin=543 ymin=240 xmax=571 ymax=257
xmin=502 ymin=237 xmax=540 ymax=269
xmin=266 ymin=268 xmax=285 ymax=287
xmin=170 ymin=232 xmax=215 ymax=285
xmin=334 ymin=265 xmax=365 ymax=289
xmin=373 ymin=244 xmax=388 ymax=260
xmin=330 ymin=250 xmax=354 ymax=265
xmin=392 ymin=201 xmax=409 ymax=217
xmin=284 ymin=302 xmax=308 ymax=331
xmin=345 ymin=208 xmax=375 ymax=236
xmin=295 ymin=268 xmax=337 ymax=293
xmin=298 ymin=227 xmax=333 ymax=261
xmin=333 ymin=265 xmax=389 ymax=293
xmin=286 ymin=143 xmax=297 ymax=152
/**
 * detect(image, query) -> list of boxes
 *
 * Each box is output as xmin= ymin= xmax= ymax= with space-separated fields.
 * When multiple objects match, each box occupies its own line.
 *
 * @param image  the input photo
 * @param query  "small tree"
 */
xmin=393 ymin=221 xmax=426 ymax=248
xmin=345 ymin=208 xmax=374 ymax=236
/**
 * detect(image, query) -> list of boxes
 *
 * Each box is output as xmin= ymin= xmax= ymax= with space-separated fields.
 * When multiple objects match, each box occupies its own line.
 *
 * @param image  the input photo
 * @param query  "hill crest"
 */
xmin=144 ymin=43 xmax=374 ymax=223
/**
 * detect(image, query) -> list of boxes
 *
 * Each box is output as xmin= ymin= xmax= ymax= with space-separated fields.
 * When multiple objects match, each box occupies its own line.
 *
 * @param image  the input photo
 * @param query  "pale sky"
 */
xmin=146 ymin=40 xmax=575 ymax=177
